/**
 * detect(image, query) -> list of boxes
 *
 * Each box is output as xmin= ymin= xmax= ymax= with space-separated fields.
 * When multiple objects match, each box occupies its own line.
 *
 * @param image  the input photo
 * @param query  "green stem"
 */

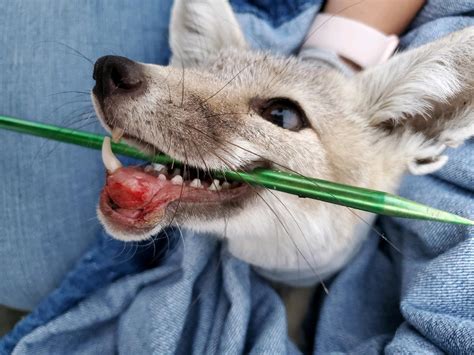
xmin=0 ymin=115 xmax=472 ymax=226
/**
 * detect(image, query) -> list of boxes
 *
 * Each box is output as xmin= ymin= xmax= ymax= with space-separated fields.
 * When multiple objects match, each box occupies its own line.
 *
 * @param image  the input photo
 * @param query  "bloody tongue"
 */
xmin=106 ymin=167 xmax=163 ymax=209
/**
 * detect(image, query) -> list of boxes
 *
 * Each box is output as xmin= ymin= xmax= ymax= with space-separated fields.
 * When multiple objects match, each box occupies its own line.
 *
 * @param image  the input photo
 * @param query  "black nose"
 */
xmin=93 ymin=55 xmax=143 ymax=98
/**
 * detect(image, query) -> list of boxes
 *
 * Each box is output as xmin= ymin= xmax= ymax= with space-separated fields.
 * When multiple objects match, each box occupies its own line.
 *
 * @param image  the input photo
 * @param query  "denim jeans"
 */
xmin=0 ymin=0 xmax=173 ymax=310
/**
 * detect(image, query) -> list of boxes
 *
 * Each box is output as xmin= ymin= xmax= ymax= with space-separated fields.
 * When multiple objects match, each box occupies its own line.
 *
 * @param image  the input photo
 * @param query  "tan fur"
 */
xmin=93 ymin=0 xmax=474 ymax=343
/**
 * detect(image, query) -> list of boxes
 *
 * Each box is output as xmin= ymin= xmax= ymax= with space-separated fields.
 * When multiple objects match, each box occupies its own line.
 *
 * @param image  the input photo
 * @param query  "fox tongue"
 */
xmin=105 ymin=168 xmax=163 ymax=209
xmin=101 ymin=136 xmax=177 ymax=210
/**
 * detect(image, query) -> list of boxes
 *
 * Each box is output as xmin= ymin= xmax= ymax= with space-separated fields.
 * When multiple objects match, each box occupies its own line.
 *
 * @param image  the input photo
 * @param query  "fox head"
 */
xmin=92 ymin=0 xmax=474 ymax=285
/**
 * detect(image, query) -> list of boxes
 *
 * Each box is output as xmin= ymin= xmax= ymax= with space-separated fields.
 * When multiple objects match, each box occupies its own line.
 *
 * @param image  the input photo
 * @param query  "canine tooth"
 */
xmin=171 ymin=175 xmax=184 ymax=185
xmin=101 ymin=137 xmax=123 ymax=173
xmin=158 ymin=174 xmax=167 ymax=181
xmin=111 ymin=127 xmax=124 ymax=143
xmin=222 ymin=182 xmax=230 ymax=189
xmin=190 ymin=179 xmax=202 ymax=188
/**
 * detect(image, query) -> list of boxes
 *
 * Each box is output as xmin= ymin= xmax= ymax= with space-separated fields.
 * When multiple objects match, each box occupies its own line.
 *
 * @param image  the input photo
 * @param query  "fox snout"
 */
xmin=93 ymin=55 xmax=144 ymax=101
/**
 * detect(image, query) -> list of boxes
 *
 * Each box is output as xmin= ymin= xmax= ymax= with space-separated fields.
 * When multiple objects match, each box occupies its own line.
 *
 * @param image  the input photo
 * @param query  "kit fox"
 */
xmin=92 ymin=0 xmax=473 ymax=341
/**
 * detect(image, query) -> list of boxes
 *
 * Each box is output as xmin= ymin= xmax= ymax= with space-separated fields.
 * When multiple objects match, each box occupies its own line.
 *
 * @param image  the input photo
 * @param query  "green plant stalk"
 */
xmin=1 ymin=115 xmax=473 ymax=226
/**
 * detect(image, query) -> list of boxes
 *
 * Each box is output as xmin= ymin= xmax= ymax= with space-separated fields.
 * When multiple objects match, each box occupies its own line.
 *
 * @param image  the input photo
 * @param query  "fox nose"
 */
xmin=93 ymin=55 xmax=143 ymax=98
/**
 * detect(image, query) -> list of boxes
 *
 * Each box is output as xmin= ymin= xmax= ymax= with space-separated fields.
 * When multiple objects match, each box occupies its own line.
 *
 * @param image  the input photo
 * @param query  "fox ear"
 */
xmin=356 ymin=27 xmax=474 ymax=175
xmin=170 ymin=0 xmax=246 ymax=67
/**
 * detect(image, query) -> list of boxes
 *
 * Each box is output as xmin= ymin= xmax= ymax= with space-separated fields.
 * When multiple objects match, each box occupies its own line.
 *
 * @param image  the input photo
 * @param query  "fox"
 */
xmin=92 ymin=0 xmax=474 ymax=342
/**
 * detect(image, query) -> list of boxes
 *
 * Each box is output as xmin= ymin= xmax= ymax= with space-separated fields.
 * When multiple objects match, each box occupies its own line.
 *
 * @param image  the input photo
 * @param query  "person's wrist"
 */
xmin=323 ymin=0 xmax=426 ymax=36
xmin=312 ymin=0 xmax=426 ymax=71
xmin=301 ymin=14 xmax=399 ymax=72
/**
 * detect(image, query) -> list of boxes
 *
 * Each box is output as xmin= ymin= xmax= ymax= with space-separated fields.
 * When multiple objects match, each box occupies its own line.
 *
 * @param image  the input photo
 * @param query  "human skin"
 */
xmin=323 ymin=0 xmax=426 ymax=35
xmin=323 ymin=0 xmax=426 ymax=70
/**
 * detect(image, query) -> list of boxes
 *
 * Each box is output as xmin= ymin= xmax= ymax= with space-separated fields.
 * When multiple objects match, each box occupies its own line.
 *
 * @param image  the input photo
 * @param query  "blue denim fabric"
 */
xmin=2 ymin=232 xmax=300 ymax=354
xmin=315 ymin=142 xmax=474 ymax=354
xmin=236 ymin=5 xmax=319 ymax=54
xmin=0 ymin=0 xmax=173 ymax=310
xmin=230 ymin=0 xmax=318 ymax=27
xmin=1 ymin=0 xmax=474 ymax=354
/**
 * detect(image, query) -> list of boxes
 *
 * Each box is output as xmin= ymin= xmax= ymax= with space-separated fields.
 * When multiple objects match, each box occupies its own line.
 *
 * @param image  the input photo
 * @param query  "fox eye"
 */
xmin=259 ymin=98 xmax=307 ymax=131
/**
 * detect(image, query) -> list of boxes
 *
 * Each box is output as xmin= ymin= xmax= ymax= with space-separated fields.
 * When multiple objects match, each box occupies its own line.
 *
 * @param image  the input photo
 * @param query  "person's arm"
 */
xmin=323 ymin=0 xmax=426 ymax=35
xmin=321 ymin=0 xmax=425 ymax=70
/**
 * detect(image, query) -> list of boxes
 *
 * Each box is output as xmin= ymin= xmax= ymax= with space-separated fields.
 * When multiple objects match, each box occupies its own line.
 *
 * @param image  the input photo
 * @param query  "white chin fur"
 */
xmin=96 ymin=208 xmax=164 ymax=242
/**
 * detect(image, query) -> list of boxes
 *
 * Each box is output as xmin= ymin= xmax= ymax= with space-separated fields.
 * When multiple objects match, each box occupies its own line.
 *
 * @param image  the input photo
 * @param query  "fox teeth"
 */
xmin=101 ymin=137 xmax=123 ymax=173
xmin=209 ymin=179 xmax=221 ymax=191
xmin=221 ymin=182 xmax=230 ymax=189
xmin=158 ymin=174 xmax=167 ymax=181
xmin=152 ymin=163 xmax=167 ymax=173
xmin=111 ymin=127 xmax=124 ymax=143
xmin=190 ymin=179 xmax=202 ymax=188
xmin=171 ymin=175 xmax=184 ymax=185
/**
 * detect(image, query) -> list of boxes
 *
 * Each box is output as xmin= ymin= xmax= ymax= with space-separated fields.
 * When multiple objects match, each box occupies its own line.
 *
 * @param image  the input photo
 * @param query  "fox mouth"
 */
xmin=99 ymin=128 xmax=254 ymax=237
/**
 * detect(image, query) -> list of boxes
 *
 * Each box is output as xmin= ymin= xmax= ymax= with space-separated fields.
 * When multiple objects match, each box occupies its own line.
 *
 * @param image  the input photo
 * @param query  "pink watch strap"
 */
xmin=302 ymin=14 xmax=399 ymax=68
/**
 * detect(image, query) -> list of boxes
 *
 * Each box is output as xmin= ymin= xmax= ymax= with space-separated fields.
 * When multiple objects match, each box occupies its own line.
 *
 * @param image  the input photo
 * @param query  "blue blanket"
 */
xmin=2 ymin=1 xmax=473 ymax=354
